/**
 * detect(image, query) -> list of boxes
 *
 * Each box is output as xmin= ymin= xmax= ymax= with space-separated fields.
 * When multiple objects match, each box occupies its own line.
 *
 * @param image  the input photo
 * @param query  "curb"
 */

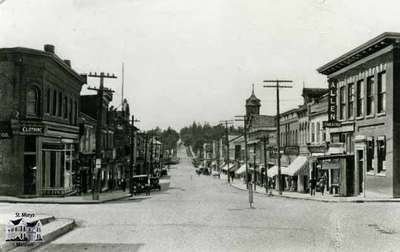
xmin=0 ymin=194 xmax=131 ymax=205
xmin=229 ymin=183 xmax=400 ymax=203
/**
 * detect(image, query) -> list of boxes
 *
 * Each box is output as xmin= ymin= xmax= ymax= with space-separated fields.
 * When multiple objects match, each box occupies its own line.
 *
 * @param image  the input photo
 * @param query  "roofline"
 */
xmin=0 ymin=47 xmax=86 ymax=83
xmin=317 ymin=32 xmax=400 ymax=75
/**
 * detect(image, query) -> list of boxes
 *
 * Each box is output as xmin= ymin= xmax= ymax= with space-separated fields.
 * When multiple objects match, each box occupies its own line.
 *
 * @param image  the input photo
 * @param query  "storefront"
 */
xmin=316 ymin=154 xmax=354 ymax=196
xmin=18 ymin=120 xmax=79 ymax=196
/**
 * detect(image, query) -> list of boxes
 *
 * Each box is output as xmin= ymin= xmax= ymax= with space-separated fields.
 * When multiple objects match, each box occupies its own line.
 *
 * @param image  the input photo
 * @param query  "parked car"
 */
xmin=132 ymin=175 xmax=150 ymax=195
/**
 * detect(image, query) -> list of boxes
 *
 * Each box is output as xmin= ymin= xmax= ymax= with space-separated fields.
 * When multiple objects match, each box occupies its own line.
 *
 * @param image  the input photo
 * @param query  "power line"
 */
xmin=263 ymin=79 xmax=293 ymax=196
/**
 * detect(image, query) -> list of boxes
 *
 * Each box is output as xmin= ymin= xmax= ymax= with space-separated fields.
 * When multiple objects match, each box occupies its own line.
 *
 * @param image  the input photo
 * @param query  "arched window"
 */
xmin=26 ymin=86 xmax=40 ymax=116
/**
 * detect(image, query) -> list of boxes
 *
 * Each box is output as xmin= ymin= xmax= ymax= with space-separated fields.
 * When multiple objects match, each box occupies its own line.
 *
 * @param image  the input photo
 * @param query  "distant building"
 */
xmin=0 ymin=45 xmax=86 ymax=196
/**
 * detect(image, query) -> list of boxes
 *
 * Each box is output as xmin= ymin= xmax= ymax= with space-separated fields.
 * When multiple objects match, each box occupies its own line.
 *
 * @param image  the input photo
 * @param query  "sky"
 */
xmin=1 ymin=0 xmax=400 ymax=130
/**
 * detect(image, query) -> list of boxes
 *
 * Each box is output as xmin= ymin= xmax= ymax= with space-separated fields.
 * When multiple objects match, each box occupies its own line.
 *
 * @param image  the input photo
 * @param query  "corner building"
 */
xmin=318 ymin=32 xmax=400 ymax=197
xmin=0 ymin=45 xmax=86 ymax=196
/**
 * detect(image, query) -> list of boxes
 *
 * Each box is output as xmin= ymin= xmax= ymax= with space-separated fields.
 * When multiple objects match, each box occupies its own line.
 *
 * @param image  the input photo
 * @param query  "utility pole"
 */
xmin=235 ymin=115 xmax=252 ymax=208
xmin=88 ymin=72 xmax=117 ymax=200
xmin=258 ymin=135 xmax=271 ymax=195
xmin=129 ymin=116 xmax=140 ymax=194
xmin=219 ymin=120 xmax=233 ymax=183
xmin=263 ymin=80 xmax=292 ymax=195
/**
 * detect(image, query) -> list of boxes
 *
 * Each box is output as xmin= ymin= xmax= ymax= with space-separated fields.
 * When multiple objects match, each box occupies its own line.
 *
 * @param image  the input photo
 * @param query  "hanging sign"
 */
xmin=328 ymin=81 xmax=338 ymax=122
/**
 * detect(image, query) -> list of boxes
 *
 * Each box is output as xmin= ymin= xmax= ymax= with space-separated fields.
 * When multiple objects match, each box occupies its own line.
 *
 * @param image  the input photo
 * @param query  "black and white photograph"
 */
xmin=0 ymin=0 xmax=400 ymax=251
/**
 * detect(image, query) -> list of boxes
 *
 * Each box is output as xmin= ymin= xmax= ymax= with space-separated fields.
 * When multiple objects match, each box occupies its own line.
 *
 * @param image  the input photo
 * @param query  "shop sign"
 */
xmin=20 ymin=122 xmax=44 ymax=135
xmin=323 ymin=120 xmax=341 ymax=128
xmin=0 ymin=121 xmax=12 ymax=139
xmin=321 ymin=159 xmax=340 ymax=170
xmin=328 ymin=81 xmax=337 ymax=121
xmin=307 ymin=144 xmax=327 ymax=153
xmin=284 ymin=146 xmax=299 ymax=155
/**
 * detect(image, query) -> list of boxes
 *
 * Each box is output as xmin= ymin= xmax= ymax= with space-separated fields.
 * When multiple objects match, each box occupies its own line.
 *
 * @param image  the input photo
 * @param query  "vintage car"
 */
xmin=132 ymin=175 xmax=150 ymax=195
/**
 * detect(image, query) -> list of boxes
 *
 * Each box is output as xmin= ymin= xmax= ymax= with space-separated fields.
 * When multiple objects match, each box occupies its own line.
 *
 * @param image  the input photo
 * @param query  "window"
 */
xmin=378 ymin=71 xmax=386 ymax=113
xmin=69 ymin=98 xmax=73 ymax=124
xmin=366 ymin=138 xmax=374 ymax=172
xmin=377 ymin=136 xmax=386 ymax=173
xmin=74 ymin=101 xmax=78 ymax=125
xmin=348 ymin=83 xmax=354 ymax=118
xmin=64 ymin=97 xmax=68 ymax=118
xmin=311 ymin=122 xmax=315 ymax=143
xmin=46 ymin=88 xmax=50 ymax=114
xmin=26 ymin=86 xmax=39 ymax=116
xmin=52 ymin=90 xmax=57 ymax=116
xmin=340 ymin=86 xmax=346 ymax=119
xmin=58 ymin=92 xmax=62 ymax=117
xmin=316 ymin=122 xmax=320 ymax=143
xmin=356 ymin=80 xmax=364 ymax=117
xmin=366 ymin=76 xmax=374 ymax=115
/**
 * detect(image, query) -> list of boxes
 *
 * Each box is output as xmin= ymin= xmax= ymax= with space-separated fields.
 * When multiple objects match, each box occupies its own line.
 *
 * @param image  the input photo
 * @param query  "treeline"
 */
xmin=180 ymin=122 xmax=243 ymax=153
xmin=146 ymin=127 xmax=180 ymax=151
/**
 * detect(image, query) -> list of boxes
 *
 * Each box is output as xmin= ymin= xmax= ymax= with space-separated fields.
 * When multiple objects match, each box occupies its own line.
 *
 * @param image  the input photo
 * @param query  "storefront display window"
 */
xmin=377 ymin=136 xmax=386 ymax=173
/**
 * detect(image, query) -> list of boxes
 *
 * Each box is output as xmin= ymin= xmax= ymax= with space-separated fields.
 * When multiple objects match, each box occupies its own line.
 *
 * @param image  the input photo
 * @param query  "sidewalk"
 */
xmin=0 ymin=190 xmax=131 ymax=204
xmin=221 ymin=174 xmax=400 ymax=203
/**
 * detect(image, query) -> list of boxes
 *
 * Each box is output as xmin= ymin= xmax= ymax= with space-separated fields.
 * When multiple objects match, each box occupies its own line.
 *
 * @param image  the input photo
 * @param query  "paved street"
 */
xmin=1 ymin=146 xmax=400 ymax=251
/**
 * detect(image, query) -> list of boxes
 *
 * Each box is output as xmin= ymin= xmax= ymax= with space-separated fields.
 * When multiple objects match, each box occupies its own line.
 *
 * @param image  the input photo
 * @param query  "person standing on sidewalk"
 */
xmin=309 ymin=177 xmax=316 ymax=196
xmin=319 ymin=174 xmax=327 ymax=196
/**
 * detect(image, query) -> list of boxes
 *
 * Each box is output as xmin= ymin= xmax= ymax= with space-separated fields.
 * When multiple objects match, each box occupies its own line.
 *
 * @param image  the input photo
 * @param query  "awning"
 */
xmin=235 ymin=164 xmax=247 ymax=175
xmin=247 ymin=139 xmax=260 ymax=145
xmin=267 ymin=165 xmax=289 ymax=177
xmin=229 ymin=164 xmax=239 ymax=172
xmin=286 ymin=156 xmax=308 ymax=176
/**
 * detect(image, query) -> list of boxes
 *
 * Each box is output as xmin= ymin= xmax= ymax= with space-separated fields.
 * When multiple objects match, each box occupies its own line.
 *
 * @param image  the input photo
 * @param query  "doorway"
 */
xmin=24 ymin=155 xmax=36 ymax=195
xmin=357 ymin=150 xmax=364 ymax=194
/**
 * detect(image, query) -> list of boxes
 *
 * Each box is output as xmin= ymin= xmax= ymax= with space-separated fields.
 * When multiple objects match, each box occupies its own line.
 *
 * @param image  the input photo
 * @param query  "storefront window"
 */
xmin=366 ymin=138 xmax=374 ymax=172
xmin=377 ymin=136 xmax=386 ymax=173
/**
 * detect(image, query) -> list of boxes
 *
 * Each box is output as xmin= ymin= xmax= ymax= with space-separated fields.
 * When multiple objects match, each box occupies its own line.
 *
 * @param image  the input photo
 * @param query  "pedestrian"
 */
xmin=319 ymin=175 xmax=327 ymax=196
xmin=309 ymin=177 xmax=316 ymax=196
xmin=121 ymin=178 xmax=126 ymax=192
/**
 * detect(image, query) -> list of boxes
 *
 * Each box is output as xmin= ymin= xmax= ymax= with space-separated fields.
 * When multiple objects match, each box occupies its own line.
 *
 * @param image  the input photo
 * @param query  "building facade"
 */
xmin=318 ymin=32 xmax=400 ymax=197
xmin=0 ymin=45 xmax=86 ymax=196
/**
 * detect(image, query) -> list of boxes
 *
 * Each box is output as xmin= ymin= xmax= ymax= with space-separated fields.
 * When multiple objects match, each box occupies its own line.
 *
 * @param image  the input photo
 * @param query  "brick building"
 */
xmin=318 ymin=32 xmax=400 ymax=197
xmin=0 ymin=45 xmax=86 ymax=196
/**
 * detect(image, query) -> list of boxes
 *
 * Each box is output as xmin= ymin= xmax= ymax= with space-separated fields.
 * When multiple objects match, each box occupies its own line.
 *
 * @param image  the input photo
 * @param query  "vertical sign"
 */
xmin=328 ymin=80 xmax=337 ymax=122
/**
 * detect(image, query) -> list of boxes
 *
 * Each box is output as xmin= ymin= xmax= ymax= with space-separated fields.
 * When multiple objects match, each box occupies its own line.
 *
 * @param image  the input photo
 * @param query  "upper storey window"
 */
xmin=26 ymin=86 xmax=40 ymax=116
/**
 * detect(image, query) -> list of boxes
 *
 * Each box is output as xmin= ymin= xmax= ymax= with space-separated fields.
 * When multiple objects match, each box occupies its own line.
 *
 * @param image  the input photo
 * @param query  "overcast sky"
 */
xmin=1 ymin=0 xmax=400 ymax=130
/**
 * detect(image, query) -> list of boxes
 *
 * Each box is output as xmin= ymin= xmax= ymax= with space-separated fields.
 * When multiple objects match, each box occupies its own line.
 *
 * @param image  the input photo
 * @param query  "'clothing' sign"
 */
xmin=19 ymin=123 xmax=44 ymax=135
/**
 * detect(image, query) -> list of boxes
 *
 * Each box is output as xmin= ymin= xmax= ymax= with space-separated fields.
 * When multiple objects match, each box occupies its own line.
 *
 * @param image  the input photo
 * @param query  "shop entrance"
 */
xmin=23 ymin=136 xmax=37 ymax=195
xmin=23 ymin=155 xmax=36 ymax=195
xmin=357 ymin=150 xmax=364 ymax=194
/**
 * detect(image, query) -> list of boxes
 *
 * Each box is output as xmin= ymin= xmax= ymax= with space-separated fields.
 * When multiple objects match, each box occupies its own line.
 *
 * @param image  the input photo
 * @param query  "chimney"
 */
xmin=63 ymin=59 xmax=71 ymax=67
xmin=44 ymin=44 xmax=55 ymax=53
